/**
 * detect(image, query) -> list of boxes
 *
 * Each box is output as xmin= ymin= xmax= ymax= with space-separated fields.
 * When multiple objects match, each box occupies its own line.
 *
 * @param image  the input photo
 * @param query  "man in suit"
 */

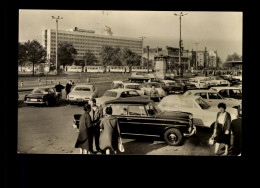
xmin=89 ymin=99 xmax=102 ymax=153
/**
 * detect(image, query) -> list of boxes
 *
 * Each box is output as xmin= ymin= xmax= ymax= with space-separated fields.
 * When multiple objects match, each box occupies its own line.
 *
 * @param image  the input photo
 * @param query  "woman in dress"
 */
xmin=99 ymin=106 xmax=121 ymax=154
xmin=212 ymin=103 xmax=232 ymax=156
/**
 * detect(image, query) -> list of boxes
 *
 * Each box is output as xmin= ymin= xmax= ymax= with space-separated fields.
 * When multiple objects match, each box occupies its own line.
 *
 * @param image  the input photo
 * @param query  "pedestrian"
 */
xmin=65 ymin=80 xmax=72 ymax=103
xmin=55 ymin=81 xmax=65 ymax=105
xmin=99 ymin=106 xmax=121 ymax=155
xmin=149 ymin=85 xmax=161 ymax=102
xmin=228 ymin=117 xmax=242 ymax=156
xmin=89 ymin=99 xmax=102 ymax=153
xmin=212 ymin=102 xmax=231 ymax=156
xmin=75 ymin=104 xmax=93 ymax=154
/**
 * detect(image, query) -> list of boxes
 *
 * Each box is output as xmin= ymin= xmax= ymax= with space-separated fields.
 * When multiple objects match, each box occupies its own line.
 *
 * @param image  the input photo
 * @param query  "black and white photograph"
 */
xmin=17 ymin=10 xmax=242 ymax=156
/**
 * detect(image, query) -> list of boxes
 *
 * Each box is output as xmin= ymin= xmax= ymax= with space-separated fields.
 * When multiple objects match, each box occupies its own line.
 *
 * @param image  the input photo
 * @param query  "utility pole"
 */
xmin=52 ymin=16 xmax=63 ymax=73
xmin=147 ymin=46 xmax=149 ymax=73
xmin=174 ymin=12 xmax=188 ymax=76
xmin=139 ymin=37 xmax=146 ymax=67
xmin=193 ymin=43 xmax=200 ymax=68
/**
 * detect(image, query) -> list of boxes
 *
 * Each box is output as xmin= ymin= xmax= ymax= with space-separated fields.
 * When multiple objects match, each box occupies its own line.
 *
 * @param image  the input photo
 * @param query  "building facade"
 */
xmin=42 ymin=27 xmax=143 ymax=64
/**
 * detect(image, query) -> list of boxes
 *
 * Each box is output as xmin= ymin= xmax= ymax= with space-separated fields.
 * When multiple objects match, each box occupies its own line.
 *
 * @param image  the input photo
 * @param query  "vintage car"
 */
xmin=207 ymin=76 xmax=230 ymax=86
xmin=157 ymin=95 xmax=238 ymax=129
xmin=174 ymin=78 xmax=197 ymax=91
xmin=128 ymin=72 xmax=159 ymax=83
xmin=24 ymin=86 xmax=57 ymax=106
xmin=68 ymin=84 xmax=98 ymax=104
xmin=95 ymin=88 xmax=147 ymax=106
xmin=122 ymin=83 xmax=145 ymax=96
xmin=164 ymin=72 xmax=175 ymax=80
xmin=189 ymin=77 xmax=209 ymax=89
xmin=182 ymin=89 xmax=242 ymax=116
xmin=219 ymin=75 xmax=240 ymax=86
xmin=73 ymin=98 xmax=196 ymax=146
xmin=232 ymin=75 xmax=242 ymax=82
xmin=141 ymin=82 xmax=167 ymax=98
xmin=111 ymin=81 xmax=124 ymax=89
xmin=159 ymin=80 xmax=183 ymax=94
xmin=210 ymin=87 xmax=242 ymax=100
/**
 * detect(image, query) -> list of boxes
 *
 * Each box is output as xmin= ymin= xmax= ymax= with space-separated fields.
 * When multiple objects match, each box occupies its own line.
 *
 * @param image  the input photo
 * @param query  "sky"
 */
xmin=19 ymin=10 xmax=242 ymax=61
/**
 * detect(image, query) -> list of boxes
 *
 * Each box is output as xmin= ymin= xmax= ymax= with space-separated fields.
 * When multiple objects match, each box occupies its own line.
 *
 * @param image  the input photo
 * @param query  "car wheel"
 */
xmin=163 ymin=128 xmax=183 ymax=146
xmin=69 ymin=101 xmax=73 ymax=105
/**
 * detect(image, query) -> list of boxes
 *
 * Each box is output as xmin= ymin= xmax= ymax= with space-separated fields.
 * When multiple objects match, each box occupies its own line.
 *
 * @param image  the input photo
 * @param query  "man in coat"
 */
xmin=75 ymin=104 xmax=93 ymax=154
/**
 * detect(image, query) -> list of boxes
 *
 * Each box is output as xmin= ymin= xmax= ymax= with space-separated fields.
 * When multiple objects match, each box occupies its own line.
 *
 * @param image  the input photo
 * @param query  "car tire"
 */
xmin=69 ymin=101 xmax=73 ymax=105
xmin=163 ymin=128 xmax=183 ymax=146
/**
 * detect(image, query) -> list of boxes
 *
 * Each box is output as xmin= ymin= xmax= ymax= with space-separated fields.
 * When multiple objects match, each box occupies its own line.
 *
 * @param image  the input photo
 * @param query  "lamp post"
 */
xmin=174 ymin=12 xmax=188 ymax=76
xmin=139 ymin=36 xmax=146 ymax=67
xmin=147 ymin=46 xmax=149 ymax=73
xmin=52 ymin=16 xmax=63 ymax=73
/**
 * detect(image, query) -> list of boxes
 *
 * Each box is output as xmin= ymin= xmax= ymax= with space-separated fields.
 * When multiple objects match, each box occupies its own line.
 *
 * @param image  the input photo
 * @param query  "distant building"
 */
xmin=42 ymin=27 xmax=143 ymax=63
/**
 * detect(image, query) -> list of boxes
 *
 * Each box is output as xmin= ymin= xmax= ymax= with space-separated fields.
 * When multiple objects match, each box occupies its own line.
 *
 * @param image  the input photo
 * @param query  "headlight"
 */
xmin=189 ymin=114 xmax=193 ymax=119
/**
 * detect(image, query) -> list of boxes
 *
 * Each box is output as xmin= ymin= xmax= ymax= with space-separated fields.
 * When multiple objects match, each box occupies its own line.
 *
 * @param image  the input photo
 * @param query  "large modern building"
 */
xmin=42 ymin=27 xmax=143 ymax=64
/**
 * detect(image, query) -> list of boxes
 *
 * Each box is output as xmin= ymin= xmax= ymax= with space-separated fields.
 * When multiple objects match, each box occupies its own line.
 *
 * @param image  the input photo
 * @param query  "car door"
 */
xmin=228 ymin=89 xmax=242 ymax=100
xmin=207 ymin=92 xmax=223 ymax=107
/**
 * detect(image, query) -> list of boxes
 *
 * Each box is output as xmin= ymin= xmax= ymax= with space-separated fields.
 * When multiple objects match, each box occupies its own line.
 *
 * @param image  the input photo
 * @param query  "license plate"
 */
xmin=76 ymin=98 xmax=83 ymax=101
xmin=31 ymin=99 xmax=37 ymax=101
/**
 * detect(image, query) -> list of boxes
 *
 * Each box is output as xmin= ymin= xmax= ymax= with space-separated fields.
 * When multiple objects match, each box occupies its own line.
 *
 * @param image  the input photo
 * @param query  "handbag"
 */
xmin=208 ymin=135 xmax=216 ymax=146
xmin=118 ymin=137 xmax=125 ymax=152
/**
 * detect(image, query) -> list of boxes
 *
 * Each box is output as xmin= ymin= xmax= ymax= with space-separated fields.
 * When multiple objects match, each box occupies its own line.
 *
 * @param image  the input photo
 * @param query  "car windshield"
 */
xmin=74 ymin=87 xmax=91 ymax=91
xmin=32 ymin=88 xmax=49 ymax=94
xmin=125 ymin=85 xmax=141 ymax=90
xmin=151 ymin=83 xmax=164 ymax=88
xmin=213 ymin=76 xmax=222 ymax=80
xmin=146 ymin=102 xmax=161 ymax=115
xmin=195 ymin=98 xmax=210 ymax=109
xmin=103 ymin=91 xmax=118 ymax=97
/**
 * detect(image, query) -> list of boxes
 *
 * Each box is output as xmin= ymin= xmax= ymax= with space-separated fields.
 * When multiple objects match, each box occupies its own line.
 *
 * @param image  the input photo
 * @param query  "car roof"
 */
xmin=104 ymin=98 xmax=153 ymax=105
xmin=123 ymin=83 xmax=140 ymax=85
xmin=210 ymin=86 xmax=242 ymax=91
xmin=160 ymin=80 xmax=175 ymax=83
xmin=74 ymin=84 xmax=94 ymax=87
xmin=112 ymin=81 xmax=124 ymax=84
xmin=184 ymin=89 xmax=218 ymax=94
xmin=163 ymin=95 xmax=201 ymax=101
xmin=107 ymin=88 xmax=135 ymax=92
xmin=34 ymin=86 xmax=54 ymax=89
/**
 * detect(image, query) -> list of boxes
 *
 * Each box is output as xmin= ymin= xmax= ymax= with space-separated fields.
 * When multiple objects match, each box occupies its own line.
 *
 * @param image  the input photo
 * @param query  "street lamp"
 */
xmin=51 ymin=16 xmax=63 ymax=72
xmin=139 ymin=36 xmax=146 ymax=67
xmin=174 ymin=12 xmax=188 ymax=76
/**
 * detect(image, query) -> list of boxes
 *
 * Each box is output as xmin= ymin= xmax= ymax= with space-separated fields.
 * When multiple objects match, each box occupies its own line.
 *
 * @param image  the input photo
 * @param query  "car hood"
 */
xmin=26 ymin=93 xmax=46 ymax=98
xmin=156 ymin=111 xmax=192 ymax=120
xmin=69 ymin=91 xmax=93 ymax=98
xmin=96 ymin=96 xmax=116 ymax=105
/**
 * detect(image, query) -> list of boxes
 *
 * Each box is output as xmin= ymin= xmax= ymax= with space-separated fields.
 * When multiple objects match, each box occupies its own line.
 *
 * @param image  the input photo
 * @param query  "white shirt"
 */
xmin=218 ymin=112 xmax=226 ymax=125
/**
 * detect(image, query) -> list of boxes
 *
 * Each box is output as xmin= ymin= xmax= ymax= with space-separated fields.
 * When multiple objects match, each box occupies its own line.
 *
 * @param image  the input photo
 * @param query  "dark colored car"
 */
xmin=24 ymin=86 xmax=57 ymax=106
xmin=219 ymin=75 xmax=240 ymax=86
xmin=160 ymin=80 xmax=183 ymax=94
xmin=174 ymin=78 xmax=197 ymax=92
xmin=164 ymin=73 xmax=175 ymax=80
xmin=73 ymin=98 xmax=196 ymax=146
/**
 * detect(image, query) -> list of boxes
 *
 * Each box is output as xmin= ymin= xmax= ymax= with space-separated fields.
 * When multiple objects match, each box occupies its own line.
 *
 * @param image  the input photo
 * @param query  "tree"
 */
xmin=57 ymin=42 xmax=77 ymax=67
xmin=82 ymin=50 xmax=98 ymax=67
xmin=23 ymin=40 xmax=46 ymax=76
xmin=121 ymin=48 xmax=141 ymax=67
xmin=100 ymin=46 xmax=122 ymax=66
xmin=226 ymin=52 xmax=242 ymax=61
xmin=18 ymin=42 xmax=28 ymax=71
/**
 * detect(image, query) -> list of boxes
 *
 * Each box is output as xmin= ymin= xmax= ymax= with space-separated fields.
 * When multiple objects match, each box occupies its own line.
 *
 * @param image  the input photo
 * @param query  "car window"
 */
xmin=195 ymin=93 xmax=207 ymax=99
xmin=125 ymin=85 xmax=141 ymax=90
xmin=195 ymin=98 xmax=210 ymax=109
xmin=108 ymin=104 xmax=128 ymax=115
xmin=75 ymin=87 xmax=91 ymax=91
xmin=120 ymin=91 xmax=128 ymax=98
xmin=219 ymin=89 xmax=228 ymax=96
xmin=128 ymin=91 xmax=140 ymax=97
xmin=230 ymin=89 xmax=241 ymax=95
xmin=128 ymin=105 xmax=147 ymax=116
xmin=208 ymin=93 xmax=222 ymax=99
xmin=103 ymin=91 xmax=117 ymax=97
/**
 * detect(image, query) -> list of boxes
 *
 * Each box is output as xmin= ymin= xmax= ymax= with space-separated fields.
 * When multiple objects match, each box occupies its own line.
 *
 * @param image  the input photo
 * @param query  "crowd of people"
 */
xmin=54 ymin=80 xmax=74 ymax=105
xmin=74 ymin=99 xmax=122 ymax=155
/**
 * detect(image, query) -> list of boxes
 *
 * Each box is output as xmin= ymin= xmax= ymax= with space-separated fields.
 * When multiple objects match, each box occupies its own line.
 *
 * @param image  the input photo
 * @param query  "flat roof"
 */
xmin=105 ymin=98 xmax=153 ymax=104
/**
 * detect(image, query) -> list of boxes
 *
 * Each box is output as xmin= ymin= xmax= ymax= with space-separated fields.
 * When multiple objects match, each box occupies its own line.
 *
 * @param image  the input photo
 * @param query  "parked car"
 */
xmin=164 ymin=72 xmax=175 ymax=80
xmin=182 ymin=89 xmax=242 ymax=115
xmin=210 ymin=87 xmax=242 ymax=100
xmin=189 ymin=77 xmax=209 ymax=89
xmin=219 ymin=75 xmax=240 ymax=86
xmin=157 ymin=95 xmax=238 ymax=129
xmin=73 ymin=98 xmax=196 ymax=146
xmin=207 ymin=76 xmax=230 ymax=86
xmin=159 ymin=80 xmax=183 ymax=94
xmin=68 ymin=84 xmax=98 ymax=105
xmin=122 ymin=83 xmax=145 ymax=95
xmin=129 ymin=72 xmax=159 ymax=83
xmin=24 ymin=86 xmax=57 ymax=106
xmin=95 ymin=88 xmax=147 ymax=107
xmin=111 ymin=81 xmax=124 ymax=89
xmin=174 ymin=78 xmax=197 ymax=91
xmin=232 ymin=75 xmax=242 ymax=82
xmin=141 ymin=82 xmax=167 ymax=98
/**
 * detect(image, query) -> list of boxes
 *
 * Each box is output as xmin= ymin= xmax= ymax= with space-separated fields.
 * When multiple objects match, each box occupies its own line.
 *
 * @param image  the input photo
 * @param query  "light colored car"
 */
xmin=141 ymin=82 xmax=167 ymax=98
xmin=111 ymin=81 xmax=124 ymax=89
xmin=207 ymin=76 xmax=230 ymax=86
xmin=157 ymin=95 xmax=238 ymax=128
xmin=210 ymin=86 xmax=242 ymax=100
xmin=189 ymin=77 xmax=209 ymax=89
xmin=95 ymin=88 xmax=147 ymax=106
xmin=122 ymin=83 xmax=145 ymax=95
xmin=68 ymin=84 xmax=98 ymax=104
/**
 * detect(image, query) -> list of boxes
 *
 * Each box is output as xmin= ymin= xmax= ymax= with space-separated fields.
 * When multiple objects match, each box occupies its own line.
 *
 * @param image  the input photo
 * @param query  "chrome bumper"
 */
xmin=24 ymin=101 xmax=45 ymax=104
xmin=183 ymin=126 xmax=197 ymax=137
